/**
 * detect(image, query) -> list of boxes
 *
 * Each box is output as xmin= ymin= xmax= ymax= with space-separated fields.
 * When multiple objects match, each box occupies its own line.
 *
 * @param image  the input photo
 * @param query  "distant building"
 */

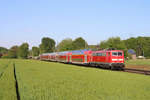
xmin=128 ymin=49 xmax=136 ymax=60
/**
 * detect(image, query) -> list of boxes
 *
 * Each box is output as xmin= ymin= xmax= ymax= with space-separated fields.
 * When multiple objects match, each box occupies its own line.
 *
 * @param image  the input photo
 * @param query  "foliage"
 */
xmin=13 ymin=59 xmax=150 ymax=100
xmin=72 ymin=37 xmax=88 ymax=50
xmin=28 ymin=49 xmax=32 ymax=57
xmin=100 ymin=37 xmax=127 ymax=56
xmin=88 ymin=45 xmax=99 ymax=50
xmin=124 ymin=37 xmax=150 ymax=57
xmin=0 ymin=60 xmax=17 ymax=100
xmin=0 ymin=53 xmax=2 ymax=58
xmin=32 ymin=46 xmax=39 ymax=57
xmin=1 ymin=55 xmax=10 ymax=59
xmin=100 ymin=36 xmax=150 ymax=57
xmin=39 ymin=37 xmax=56 ymax=53
xmin=57 ymin=38 xmax=73 ymax=51
xmin=0 ymin=47 xmax=8 ymax=55
xmin=8 ymin=46 xmax=18 ymax=58
xmin=18 ymin=43 xmax=29 ymax=59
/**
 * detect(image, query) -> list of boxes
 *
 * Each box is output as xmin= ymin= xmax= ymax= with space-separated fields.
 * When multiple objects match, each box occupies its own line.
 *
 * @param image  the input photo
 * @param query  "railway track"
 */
xmin=124 ymin=68 xmax=150 ymax=75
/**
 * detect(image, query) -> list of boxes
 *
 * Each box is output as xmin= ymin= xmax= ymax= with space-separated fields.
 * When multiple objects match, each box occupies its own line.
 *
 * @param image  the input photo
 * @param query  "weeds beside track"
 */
xmin=124 ymin=68 xmax=150 ymax=75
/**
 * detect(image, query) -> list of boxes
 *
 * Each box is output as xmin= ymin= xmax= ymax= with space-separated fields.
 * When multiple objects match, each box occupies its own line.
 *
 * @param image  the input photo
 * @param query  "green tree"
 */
xmin=28 ymin=49 xmax=32 ymax=57
xmin=39 ymin=37 xmax=56 ymax=53
xmin=99 ymin=40 xmax=109 ymax=49
xmin=57 ymin=38 xmax=73 ymax=51
xmin=88 ymin=45 xmax=100 ymax=50
xmin=124 ymin=37 xmax=137 ymax=50
xmin=100 ymin=37 xmax=126 ymax=49
xmin=72 ymin=37 xmax=88 ymax=50
xmin=8 ymin=46 xmax=18 ymax=58
xmin=32 ymin=46 xmax=40 ymax=56
xmin=142 ymin=37 xmax=150 ymax=57
xmin=18 ymin=43 xmax=29 ymax=59
xmin=124 ymin=36 xmax=150 ymax=57
xmin=100 ymin=37 xmax=127 ymax=56
xmin=0 ymin=47 xmax=8 ymax=54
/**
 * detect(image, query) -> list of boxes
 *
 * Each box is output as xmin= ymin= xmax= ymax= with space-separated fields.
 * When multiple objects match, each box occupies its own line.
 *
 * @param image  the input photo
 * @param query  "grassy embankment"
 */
xmin=125 ymin=59 xmax=150 ymax=70
xmin=13 ymin=59 xmax=150 ymax=100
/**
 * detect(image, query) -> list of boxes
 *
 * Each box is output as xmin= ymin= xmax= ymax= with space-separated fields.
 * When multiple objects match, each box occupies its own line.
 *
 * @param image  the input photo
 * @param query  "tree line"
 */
xmin=0 ymin=36 xmax=150 ymax=59
xmin=0 ymin=37 xmax=87 ymax=59
xmin=100 ymin=36 xmax=150 ymax=58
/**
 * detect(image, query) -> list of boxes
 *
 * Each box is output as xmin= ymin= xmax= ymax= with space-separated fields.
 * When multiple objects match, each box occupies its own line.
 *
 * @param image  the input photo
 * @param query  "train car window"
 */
xmin=92 ymin=53 xmax=96 ymax=56
xmin=112 ymin=52 xmax=122 ymax=56
xmin=102 ymin=53 xmax=106 ymax=56
xmin=96 ymin=53 xmax=99 ymax=56
xmin=118 ymin=52 xmax=122 ymax=56
xmin=97 ymin=53 xmax=102 ymax=56
xmin=112 ymin=52 xmax=118 ymax=56
xmin=96 ymin=53 xmax=106 ymax=56
xmin=97 ymin=53 xmax=99 ymax=56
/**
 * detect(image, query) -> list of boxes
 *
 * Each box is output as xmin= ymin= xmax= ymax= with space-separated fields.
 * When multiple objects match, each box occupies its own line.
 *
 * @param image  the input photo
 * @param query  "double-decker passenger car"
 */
xmin=40 ymin=49 xmax=125 ymax=70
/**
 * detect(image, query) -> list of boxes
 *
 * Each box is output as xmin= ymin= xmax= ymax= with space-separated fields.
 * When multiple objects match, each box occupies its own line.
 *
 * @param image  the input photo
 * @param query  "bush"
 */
xmin=146 ymin=57 xmax=150 ymax=59
xmin=1 ymin=55 xmax=10 ymax=59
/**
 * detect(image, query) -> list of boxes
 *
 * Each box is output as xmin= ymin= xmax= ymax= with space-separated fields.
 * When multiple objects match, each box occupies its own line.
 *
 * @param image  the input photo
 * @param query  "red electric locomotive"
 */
xmin=91 ymin=50 xmax=124 ymax=69
xmin=40 ymin=49 xmax=125 ymax=70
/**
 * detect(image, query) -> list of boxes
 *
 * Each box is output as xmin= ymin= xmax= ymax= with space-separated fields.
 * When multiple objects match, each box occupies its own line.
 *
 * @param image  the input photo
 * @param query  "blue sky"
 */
xmin=0 ymin=0 xmax=150 ymax=49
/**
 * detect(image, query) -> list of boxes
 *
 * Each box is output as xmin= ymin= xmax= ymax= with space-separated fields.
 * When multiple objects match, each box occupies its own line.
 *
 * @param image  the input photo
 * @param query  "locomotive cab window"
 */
xmin=112 ymin=52 xmax=117 ymax=56
xmin=118 ymin=52 xmax=122 ymax=56
xmin=112 ymin=52 xmax=122 ymax=56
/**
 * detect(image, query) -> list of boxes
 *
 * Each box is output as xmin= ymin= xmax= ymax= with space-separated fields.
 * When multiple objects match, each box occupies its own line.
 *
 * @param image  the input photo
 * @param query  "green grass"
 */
xmin=125 ymin=59 xmax=150 ymax=66
xmin=1 ymin=59 xmax=150 ymax=100
xmin=0 ymin=59 xmax=11 ymax=74
xmin=13 ymin=59 xmax=150 ymax=100
xmin=0 ymin=60 xmax=17 ymax=100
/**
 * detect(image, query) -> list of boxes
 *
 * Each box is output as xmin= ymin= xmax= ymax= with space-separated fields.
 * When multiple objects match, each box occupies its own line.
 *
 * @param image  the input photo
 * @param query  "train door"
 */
xmin=69 ymin=55 xmax=72 ymax=62
xmin=66 ymin=55 xmax=68 ymax=62
xmin=84 ymin=55 xmax=87 ymax=63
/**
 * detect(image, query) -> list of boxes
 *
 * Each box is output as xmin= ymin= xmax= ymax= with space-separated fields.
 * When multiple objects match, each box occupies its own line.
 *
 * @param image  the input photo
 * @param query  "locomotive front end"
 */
xmin=110 ymin=50 xmax=125 ymax=69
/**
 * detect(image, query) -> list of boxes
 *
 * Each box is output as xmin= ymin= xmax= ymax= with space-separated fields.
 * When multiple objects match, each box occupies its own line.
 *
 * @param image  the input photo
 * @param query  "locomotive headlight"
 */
xmin=112 ymin=59 xmax=123 ymax=61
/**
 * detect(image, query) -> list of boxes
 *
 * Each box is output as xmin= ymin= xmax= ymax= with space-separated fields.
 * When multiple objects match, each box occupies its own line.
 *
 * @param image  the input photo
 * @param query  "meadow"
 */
xmin=0 ymin=59 xmax=150 ymax=100
xmin=0 ymin=59 xmax=11 ymax=75
xmin=0 ymin=59 xmax=17 ymax=100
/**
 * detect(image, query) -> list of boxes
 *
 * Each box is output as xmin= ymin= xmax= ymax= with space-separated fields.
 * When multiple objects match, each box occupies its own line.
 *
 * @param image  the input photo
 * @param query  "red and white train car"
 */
xmin=40 ymin=49 xmax=125 ymax=69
